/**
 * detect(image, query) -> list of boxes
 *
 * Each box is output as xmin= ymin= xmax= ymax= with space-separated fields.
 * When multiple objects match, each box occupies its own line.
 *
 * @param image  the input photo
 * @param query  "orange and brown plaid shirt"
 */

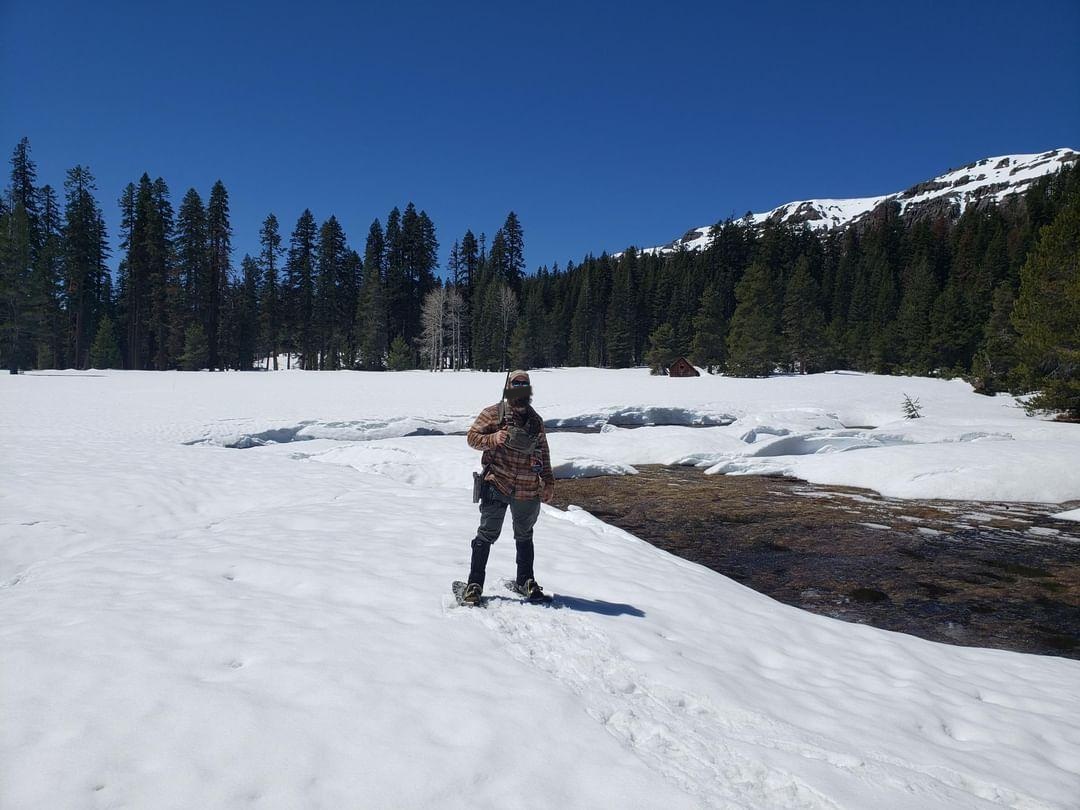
xmin=467 ymin=402 xmax=554 ymax=499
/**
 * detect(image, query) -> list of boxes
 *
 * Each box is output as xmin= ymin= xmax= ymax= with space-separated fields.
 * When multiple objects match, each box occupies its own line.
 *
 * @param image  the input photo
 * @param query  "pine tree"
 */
xmin=356 ymin=219 xmax=388 ymax=370
xmin=30 ymin=184 xmax=65 ymax=367
xmin=384 ymin=206 xmax=407 ymax=345
xmin=89 ymin=314 xmax=121 ymax=369
xmin=284 ymin=209 xmax=317 ymax=369
xmin=845 ymin=267 xmax=873 ymax=369
xmin=206 ymin=180 xmax=232 ymax=369
xmin=237 ymin=254 xmax=260 ymax=370
xmin=971 ymin=283 xmax=1020 ymax=393
xmin=781 ymin=257 xmax=826 ymax=374
xmin=1 ymin=138 xmax=46 ymax=371
xmin=568 ymin=267 xmax=593 ymax=367
xmin=342 ymin=249 xmax=362 ymax=367
xmin=460 ymin=230 xmax=479 ymax=291
xmin=149 ymin=178 xmax=176 ymax=369
xmin=176 ymin=189 xmax=208 ymax=354
xmin=387 ymin=334 xmax=412 ymax=371
xmin=690 ymin=284 xmax=726 ymax=373
xmin=827 ymin=229 xmax=859 ymax=366
xmin=62 ymin=166 xmax=109 ymax=369
xmin=180 ymin=321 xmax=209 ymax=370
xmin=509 ymin=286 xmax=545 ymax=370
xmin=120 ymin=175 xmax=153 ymax=369
xmin=928 ymin=282 xmax=972 ymax=373
xmin=901 ymin=393 xmax=923 ymax=419
xmin=1012 ymin=190 xmax=1080 ymax=417
xmin=0 ymin=199 xmax=32 ymax=371
xmin=315 ymin=215 xmax=347 ymax=369
xmin=726 ymin=261 xmax=780 ymax=377
xmin=499 ymin=212 xmax=525 ymax=290
xmin=257 ymin=214 xmax=282 ymax=369
xmin=471 ymin=276 xmax=501 ymax=371
xmin=8 ymin=137 xmax=41 ymax=252
xmin=644 ymin=322 xmax=679 ymax=375
xmin=605 ymin=262 xmax=634 ymax=367
xmin=546 ymin=262 xmax=571 ymax=367
xmin=894 ymin=257 xmax=938 ymax=374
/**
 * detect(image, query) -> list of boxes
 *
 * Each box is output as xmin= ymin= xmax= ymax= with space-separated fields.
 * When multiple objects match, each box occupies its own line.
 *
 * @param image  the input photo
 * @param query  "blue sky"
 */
xmin=2 ymin=0 xmax=1078 ymax=275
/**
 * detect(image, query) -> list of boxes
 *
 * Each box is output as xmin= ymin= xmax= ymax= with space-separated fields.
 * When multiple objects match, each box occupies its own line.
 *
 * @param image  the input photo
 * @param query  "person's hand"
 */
xmin=542 ymin=481 xmax=555 ymax=504
xmin=491 ymin=429 xmax=509 ymax=448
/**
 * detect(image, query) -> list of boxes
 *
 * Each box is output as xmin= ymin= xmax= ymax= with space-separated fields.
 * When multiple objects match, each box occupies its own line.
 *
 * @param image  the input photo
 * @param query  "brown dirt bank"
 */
xmin=551 ymin=466 xmax=1080 ymax=659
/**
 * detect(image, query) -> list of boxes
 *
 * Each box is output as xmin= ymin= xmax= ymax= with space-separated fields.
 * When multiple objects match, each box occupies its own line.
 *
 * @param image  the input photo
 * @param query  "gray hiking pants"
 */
xmin=468 ymin=482 xmax=541 ymax=589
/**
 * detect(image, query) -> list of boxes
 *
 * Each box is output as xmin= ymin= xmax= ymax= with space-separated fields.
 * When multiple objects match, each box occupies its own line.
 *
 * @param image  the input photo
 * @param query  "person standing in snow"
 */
xmin=460 ymin=370 xmax=555 ymax=605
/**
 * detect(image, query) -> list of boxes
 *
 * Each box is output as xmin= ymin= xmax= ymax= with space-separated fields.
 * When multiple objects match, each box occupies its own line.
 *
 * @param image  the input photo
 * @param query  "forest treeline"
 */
xmin=1 ymin=137 xmax=1077 ymax=416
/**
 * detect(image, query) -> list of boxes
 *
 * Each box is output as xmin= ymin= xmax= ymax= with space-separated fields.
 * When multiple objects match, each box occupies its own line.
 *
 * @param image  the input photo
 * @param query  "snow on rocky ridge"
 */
xmin=635 ymin=148 xmax=1078 ymax=256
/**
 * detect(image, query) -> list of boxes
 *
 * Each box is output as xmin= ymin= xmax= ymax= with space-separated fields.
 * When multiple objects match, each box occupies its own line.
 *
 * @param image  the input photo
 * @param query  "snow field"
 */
xmin=2 ymin=368 xmax=1079 ymax=809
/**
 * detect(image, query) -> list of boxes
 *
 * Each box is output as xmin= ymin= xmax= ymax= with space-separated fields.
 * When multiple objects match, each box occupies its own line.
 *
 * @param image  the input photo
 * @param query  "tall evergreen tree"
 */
xmin=928 ymin=281 xmax=973 ymax=372
xmin=237 ymin=254 xmax=260 ymax=370
xmin=567 ymin=266 xmax=593 ymax=367
xmin=894 ymin=257 xmax=939 ymax=374
xmin=460 ymin=230 xmax=479 ymax=292
xmin=644 ymin=322 xmax=680 ymax=374
xmin=180 ymin=321 xmax=209 ymax=370
xmin=0 ymin=198 xmax=32 ymax=371
xmin=315 ymin=215 xmax=348 ymax=369
xmin=206 ymin=180 xmax=232 ymax=369
xmin=30 ymin=184 xmax=65 ymax=367
xmin=691 ymin=284 xmax=727 ymax=373
xmin=1012 ymin=189 xmax=1080 ymax=417
xmin=726 ymin=260 xmax=781 ymax=377
xmin=284 ymin=209 xmax=318 ymax=369
xmin=175 ymin=189 xmax=208 ymax=350
xmin=257 ymin=213 xmax=282 ymax=369
xmin=604 ymin=261 xmax=634 ymax=367
xmin=120 ymin=175 xmax=153 ymax=368
xmin=1 ymin=138 xmax=44 ymax=370
xmin=89 ymin=314 xmax=121 ymax=369
xmin=972 ymin=282 xmax=1020 ymax=392
xmin=8 ymin=137 xmax=41 ymax=252
xmin=509 ymin=285 xmax=546 ymax=370
xmin=781 ymin=256 xmax=827 ymax=373
xmin=356 ymin=218 xmax=387 ymax=370
xmin=62 ymin=166 xmax=109 ymax=369
xmin=150 ymin=178 xmax=177 ymax=369
xmin=384 ymin=206 xmax=407 ymax=347
xmin=499 ymin=211 xmax=525 ymax=290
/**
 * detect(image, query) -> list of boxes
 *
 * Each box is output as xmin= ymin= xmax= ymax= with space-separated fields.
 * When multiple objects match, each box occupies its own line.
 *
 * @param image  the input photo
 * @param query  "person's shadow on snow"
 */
xmin=552 ymin=595 xmax=644 ymax=617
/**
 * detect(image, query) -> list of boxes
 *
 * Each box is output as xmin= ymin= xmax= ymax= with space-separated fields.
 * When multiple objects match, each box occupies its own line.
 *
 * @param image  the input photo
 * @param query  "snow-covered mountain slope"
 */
xmin=638 ymin=148 xmax=1078 ymax=255
xmin=3 ymin=369 xmax=1080 ymax=809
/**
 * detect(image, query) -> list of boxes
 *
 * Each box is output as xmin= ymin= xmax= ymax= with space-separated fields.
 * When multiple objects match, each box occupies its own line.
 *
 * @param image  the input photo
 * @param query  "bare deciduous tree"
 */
xmin=418 ymin=286 xmax=447 ymax=371
xmin=497 ymin=285 xmax=517 ymax=371
xmin=445 ymin=285 xmax=465 ymax=370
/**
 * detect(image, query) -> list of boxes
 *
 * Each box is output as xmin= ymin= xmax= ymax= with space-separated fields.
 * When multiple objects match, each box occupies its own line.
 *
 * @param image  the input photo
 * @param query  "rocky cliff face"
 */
xmin=637 ymin=148 xmax=1078 ymax=256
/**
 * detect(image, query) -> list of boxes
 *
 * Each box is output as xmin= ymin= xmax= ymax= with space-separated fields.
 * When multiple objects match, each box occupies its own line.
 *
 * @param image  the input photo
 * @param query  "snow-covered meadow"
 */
xmin=2 ymin=368 xmax=1079 ymax=809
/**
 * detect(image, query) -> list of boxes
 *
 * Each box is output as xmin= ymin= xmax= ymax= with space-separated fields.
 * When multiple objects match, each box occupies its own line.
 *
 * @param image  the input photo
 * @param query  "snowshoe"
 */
xmin=452 ymin=580 xmax=485 ymax=607
xmin=504 ymin=578 xmax=553 ymax=604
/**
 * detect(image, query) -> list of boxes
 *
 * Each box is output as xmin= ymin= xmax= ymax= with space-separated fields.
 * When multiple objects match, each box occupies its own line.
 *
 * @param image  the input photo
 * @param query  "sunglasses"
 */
xmin=510 ymin=379 xmax=530 ymax=387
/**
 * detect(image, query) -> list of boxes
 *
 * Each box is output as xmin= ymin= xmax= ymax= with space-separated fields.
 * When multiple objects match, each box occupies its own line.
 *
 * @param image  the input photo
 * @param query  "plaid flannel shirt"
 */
xmin=467 ymin=402 xmax=554 ymax=499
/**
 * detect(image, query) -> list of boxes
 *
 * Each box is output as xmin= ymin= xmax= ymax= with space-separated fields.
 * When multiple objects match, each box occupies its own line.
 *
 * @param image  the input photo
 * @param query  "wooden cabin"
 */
xmin=667 ymin=357 xmax=700 ymax=377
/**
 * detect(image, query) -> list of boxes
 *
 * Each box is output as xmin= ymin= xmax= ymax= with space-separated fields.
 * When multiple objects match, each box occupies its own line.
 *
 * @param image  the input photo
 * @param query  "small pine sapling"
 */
xmin=902 ymin=393 xmax=923 ymax=419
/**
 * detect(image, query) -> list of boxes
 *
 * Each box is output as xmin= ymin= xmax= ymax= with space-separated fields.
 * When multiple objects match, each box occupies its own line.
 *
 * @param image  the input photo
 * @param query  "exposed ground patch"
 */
xmin=553 ymin=466 xmax=1080 ymax=658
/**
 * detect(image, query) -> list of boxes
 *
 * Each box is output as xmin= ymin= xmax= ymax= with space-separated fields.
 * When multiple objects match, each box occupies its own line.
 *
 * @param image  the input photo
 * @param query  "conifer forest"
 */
xmin=2 ymin=137 xmax=1077 ymax=416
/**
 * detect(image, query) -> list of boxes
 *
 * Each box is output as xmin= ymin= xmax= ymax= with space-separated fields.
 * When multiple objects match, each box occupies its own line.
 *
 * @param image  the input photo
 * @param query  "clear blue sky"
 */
xmin=3 ymin=0 xmax=1078 ymax=275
